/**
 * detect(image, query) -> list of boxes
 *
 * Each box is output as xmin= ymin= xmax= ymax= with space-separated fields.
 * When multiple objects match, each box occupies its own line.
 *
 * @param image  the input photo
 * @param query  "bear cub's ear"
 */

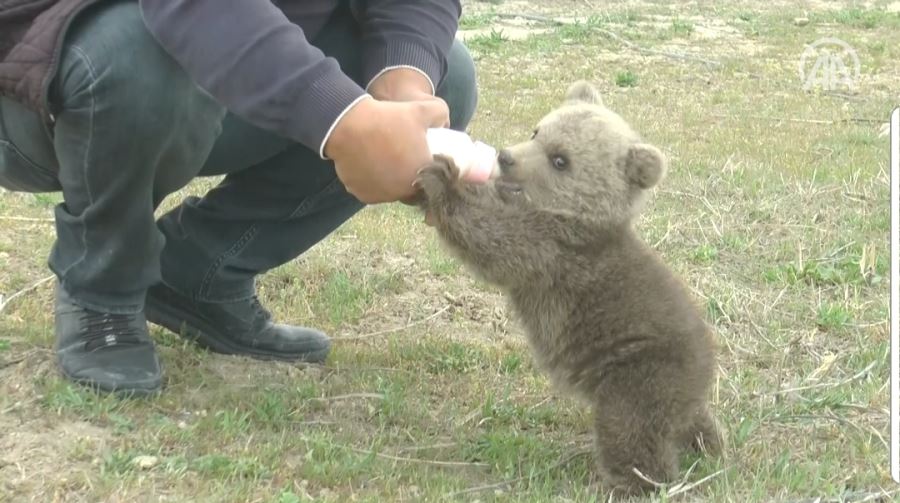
xmin=564 ymin=80 xmax=603 ymax=106
xmin=625 ymin=143 xmax=667 ymax=189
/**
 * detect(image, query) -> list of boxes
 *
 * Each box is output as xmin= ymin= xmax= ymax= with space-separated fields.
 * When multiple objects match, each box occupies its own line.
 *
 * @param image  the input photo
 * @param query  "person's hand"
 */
xmin=324 ymin=96 xmax=449 ymax=204
xmin=367 ymin=68 xmax=448 ymax=122
xmin=367 ymin=68 xmax=451 ymax=214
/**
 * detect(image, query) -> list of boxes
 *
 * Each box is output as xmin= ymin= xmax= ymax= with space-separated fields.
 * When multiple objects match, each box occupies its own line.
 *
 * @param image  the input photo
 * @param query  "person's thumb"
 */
xmin=415 ymin=97 xmax=451 ymax=128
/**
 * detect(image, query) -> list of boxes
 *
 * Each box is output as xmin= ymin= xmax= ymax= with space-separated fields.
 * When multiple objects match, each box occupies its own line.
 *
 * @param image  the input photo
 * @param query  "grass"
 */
xmin=670 ymin=18 xmax=695 ymax=37
xmin=0 ymin=0 xmax=894 ymax=501
xmin=615 ymin=70 xmax=639 ymax=88
xmin=459 ymin=12 xmax=496 ymax=30
xmin=814 ymin=7 xmax=900 ymax=29
xmin=466 ymin=28 xmax=507 ymax=51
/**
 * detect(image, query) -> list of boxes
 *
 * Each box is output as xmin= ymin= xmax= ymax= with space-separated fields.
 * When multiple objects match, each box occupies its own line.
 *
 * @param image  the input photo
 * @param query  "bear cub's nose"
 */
xmin=498 ymin=149 xmax=515 ymax=172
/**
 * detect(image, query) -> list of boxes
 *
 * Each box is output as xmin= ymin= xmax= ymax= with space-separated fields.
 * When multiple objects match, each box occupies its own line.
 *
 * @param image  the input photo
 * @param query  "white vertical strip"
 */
xmin=891 ymin=105 xmax=899 ymax=483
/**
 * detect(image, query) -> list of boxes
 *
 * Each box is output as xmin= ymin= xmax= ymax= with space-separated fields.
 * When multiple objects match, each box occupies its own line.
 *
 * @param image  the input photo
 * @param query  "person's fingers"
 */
xmin=394 ymin=182 xmax=418 ymax=202
xmin=416 ymin=98 xmax=451 ymax=128
xmin=343 ymin=182 xmax=370 ymax=204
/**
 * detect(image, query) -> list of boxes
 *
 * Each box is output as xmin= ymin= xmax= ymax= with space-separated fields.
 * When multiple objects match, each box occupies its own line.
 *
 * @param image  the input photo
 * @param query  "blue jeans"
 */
xmin=0 ymin=1 xmax=478 ymax=314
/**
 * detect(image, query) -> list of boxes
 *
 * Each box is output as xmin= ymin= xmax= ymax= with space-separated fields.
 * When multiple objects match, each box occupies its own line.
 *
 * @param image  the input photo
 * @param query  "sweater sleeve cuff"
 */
xmin=365 ymin=66 xmax=436 ymax=96
xmin=284 ymin=64 xmax=369 ymax=157
xmin=318 ymin=93 xmax=373 ymax=160
xmin=362 ymin=38 xmax=444 ymax=96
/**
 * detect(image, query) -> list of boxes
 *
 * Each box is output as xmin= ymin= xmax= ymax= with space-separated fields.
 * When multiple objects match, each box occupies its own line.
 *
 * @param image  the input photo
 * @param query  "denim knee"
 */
xmin=52 ymin=1 xmax=226 ymax=199
xmin=439 ymin=40 xmax=479 ymax=132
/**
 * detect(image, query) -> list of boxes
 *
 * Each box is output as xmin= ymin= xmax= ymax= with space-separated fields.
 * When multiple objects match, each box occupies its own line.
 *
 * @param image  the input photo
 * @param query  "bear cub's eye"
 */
xmin=531 ymin=129 xmax=539 ymax=140
xmin=551 ymin=155 xmax=569 ymax=171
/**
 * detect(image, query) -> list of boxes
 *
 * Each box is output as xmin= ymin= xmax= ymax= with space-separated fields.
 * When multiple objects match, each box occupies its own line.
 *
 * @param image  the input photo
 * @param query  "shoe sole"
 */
xmin=144 ymin=296 xmax=330 ymax=363
xmin=57 ymin=364 xmax=162 ymax=398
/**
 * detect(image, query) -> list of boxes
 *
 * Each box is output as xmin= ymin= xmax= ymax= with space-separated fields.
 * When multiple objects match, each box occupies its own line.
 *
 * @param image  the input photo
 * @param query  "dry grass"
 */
xmin=1 ymin=0 xmax=896 ymax=501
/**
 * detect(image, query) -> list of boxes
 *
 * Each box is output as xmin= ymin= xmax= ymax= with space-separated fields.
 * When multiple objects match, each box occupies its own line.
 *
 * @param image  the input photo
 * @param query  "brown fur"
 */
xmin=415 ymin=81 xmax=722 ymax=497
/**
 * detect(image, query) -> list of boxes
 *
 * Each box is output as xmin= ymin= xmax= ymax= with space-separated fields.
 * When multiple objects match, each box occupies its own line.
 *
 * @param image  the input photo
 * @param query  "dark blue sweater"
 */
xmin=139 ymin=0 xmax=461 ymax=156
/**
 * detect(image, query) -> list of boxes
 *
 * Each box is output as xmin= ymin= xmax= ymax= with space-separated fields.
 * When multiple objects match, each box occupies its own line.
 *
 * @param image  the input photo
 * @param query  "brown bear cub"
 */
xmin=414 ymin=81 xmax=722 ymax=497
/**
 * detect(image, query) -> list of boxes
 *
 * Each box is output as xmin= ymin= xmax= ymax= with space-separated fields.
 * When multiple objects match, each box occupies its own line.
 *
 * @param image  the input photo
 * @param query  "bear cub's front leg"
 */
xmin=414 ymin=154 xmax=462 ymax=212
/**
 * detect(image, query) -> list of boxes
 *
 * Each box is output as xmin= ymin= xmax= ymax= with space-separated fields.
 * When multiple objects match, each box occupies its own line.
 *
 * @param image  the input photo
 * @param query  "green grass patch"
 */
xmin=466 ymin=28 xmax=507 ymax=52
xmin=615 ymin=70 xmax=639 ymax=87
xmin=460 ymin=12 xmax=496 ymax=30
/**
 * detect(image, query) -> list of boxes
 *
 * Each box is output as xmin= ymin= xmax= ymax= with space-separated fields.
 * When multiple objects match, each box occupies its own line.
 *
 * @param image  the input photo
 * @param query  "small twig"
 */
xmin=333 ymin=305 xmax=450 ymax=341
xmin=666 ymin=466 xmax=730 ymax=497
xmin=591 ymin=26 xmax=721 ymax=68
xmin=768 ymin=360 xmax=877 ymax=396
xmin=320 ymin=365 xmax=412 ymax=374
xmin=631 ymin=466 xmax=665 ymax=488
xmin=848 ymin=321 xmax=889 ymax=329
xmin=770 ymin=413 xmax=889 ymax=451
xmin=0 ymin=356 xmax=27 ymax=370
xmin=495 ymin=13 xmax=566 ymax=26
xmin=650 ymin=221 xmax=673 ymax=249
xmin=0 ymin=215 xmax=54 ymax=223
xmin=619 ymin=460 xmax=730 ymax=498
xmin=396 ymin=442 xmax=458 ymax=453
xmin=787 ymin=488 xmax=899 ymax=503
xmin=0 ymin=397 xmax=40 ymax=415
xmin=818 ymin=241 xmax=857 ymax=262
xmin=712 ymin=113 xmax=883 ymax=126
xmin=448 ymin=477 xmax=524 ymax=498
xmin=851 ymin=489 xmax=900 ymax=503
xmin=288 ymin=420 xmax=336 ymax=427
xmin=0 ymin=275 xmax=54 ymax=313
xmin=840 ymin=117 xmax=885 ymax=124
xmin=349 ymin=447 xmax=489 ymax=468
xmin=445 ymin=447 xmax=591 ymax=497
xmin=842 ymin=192 xmax=868 ymax=201
xmin=659 ymin=459 xmax=702 ymax=496
xmin=457 ymin=405 xmax=484 ymax=427
xmin=309 ymin=393 xmax=384 ymax=402
xmin=0 ymin=348 xmax=54 ymax=371
xmin=528 ymin=396 xmax=553 ymax=411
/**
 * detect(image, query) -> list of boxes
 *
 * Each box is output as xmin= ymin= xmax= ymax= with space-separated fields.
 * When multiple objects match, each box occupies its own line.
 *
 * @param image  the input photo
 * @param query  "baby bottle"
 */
xmin=425 ymin=128 xmax=499 ymax=184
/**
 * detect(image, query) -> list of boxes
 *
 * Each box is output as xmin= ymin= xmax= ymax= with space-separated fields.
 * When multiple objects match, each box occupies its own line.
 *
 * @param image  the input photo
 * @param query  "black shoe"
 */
xmin=54 ymin=286 xmax=162 ymax=396
xmin=144 ymin=282 xmax=331 ymax=363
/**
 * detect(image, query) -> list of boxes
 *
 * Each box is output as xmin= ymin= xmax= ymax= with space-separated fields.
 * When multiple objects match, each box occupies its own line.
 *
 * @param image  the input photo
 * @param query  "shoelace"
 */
xmin=81 ymin=311 xmax=144 ymax=351
xmin=249 ymin=296 xmax=272 ymax=321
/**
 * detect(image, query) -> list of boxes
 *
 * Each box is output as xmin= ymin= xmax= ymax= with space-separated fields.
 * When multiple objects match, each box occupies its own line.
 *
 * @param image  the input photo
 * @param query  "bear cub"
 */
xmin=415 ymin=81 xmax=722 ymax=497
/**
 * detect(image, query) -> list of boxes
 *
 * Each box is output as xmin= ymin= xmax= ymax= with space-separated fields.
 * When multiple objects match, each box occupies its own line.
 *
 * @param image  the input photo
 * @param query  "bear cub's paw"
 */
xmin=414 ymin=154 xmax=460 ymax=203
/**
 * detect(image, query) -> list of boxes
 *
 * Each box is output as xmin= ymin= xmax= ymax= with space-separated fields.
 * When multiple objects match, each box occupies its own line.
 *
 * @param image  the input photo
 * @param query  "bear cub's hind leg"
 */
xmin=681 ymin=406 xmax=723 ymax=456
xmin=591 ymin=398 xmax=680 ymax=497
